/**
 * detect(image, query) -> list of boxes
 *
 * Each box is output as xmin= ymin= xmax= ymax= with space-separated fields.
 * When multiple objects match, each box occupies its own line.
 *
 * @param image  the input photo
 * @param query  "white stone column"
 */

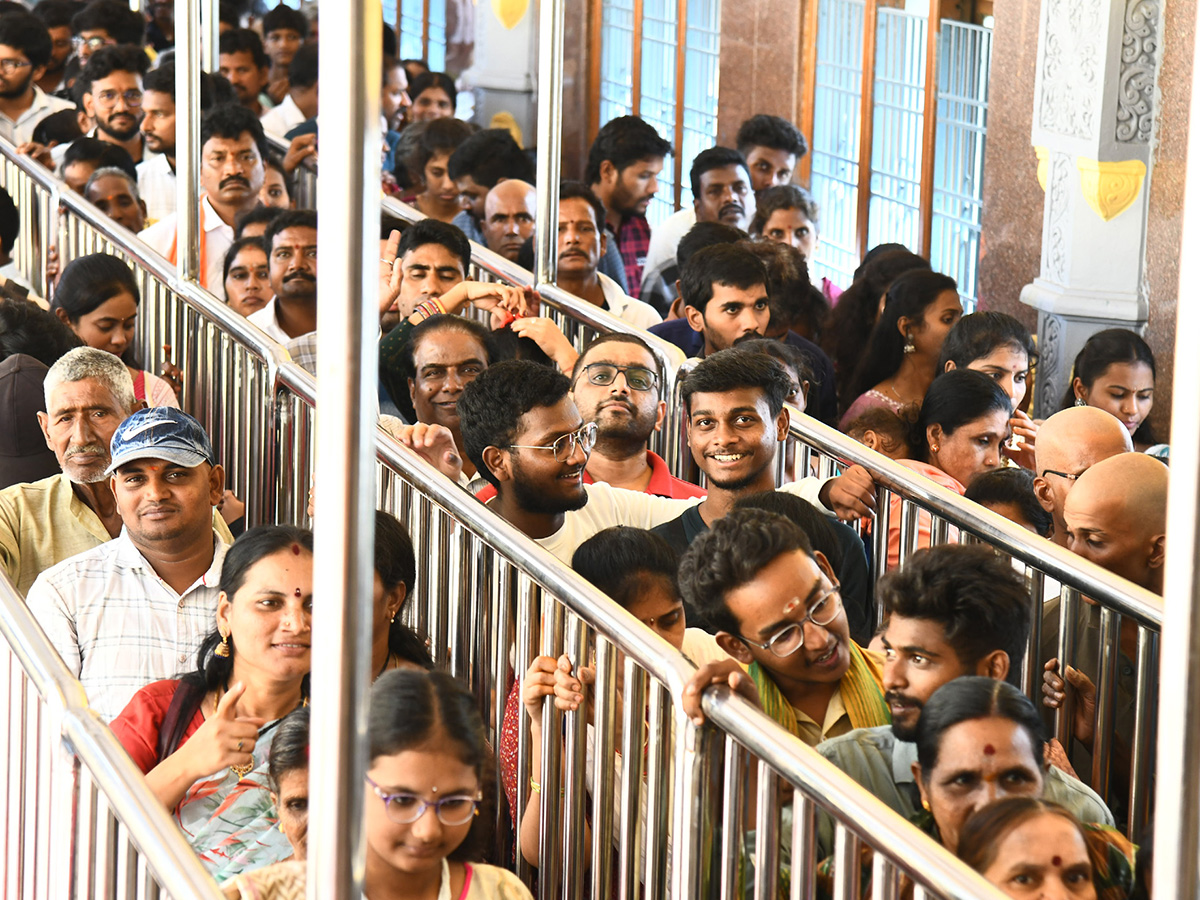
xmin=1020 ymin=0 xmax=1163 ymax=416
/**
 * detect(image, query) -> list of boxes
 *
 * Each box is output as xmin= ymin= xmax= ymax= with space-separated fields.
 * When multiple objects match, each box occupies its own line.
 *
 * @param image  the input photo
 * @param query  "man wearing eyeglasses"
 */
xmin=0 ymin=13 xmax=73 ymax=146
xmin=64 ymin=45 xmax=150 ymax=166
xmin=567 ymin=332 xmax=703 ymax=499
xmin=1031 ymin=406 xmax=1132 ymax=548
xmin=679 ymin=507 xmax=889 ymax=747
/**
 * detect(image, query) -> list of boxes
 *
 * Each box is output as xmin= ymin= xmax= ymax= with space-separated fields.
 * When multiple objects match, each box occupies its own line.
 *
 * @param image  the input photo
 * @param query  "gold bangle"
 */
xmin=529 ymin=778 xmax=541 ymax=795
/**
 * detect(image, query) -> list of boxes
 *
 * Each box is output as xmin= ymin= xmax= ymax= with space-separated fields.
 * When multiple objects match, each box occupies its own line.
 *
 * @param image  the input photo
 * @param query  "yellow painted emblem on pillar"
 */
xmin=1074 ymin=158 xmax=1147 ymax=222
xmin=492 ymin=0 xmax=529 ymax=29
xmin=1034 ymin=145 xmax=1049 ymax=191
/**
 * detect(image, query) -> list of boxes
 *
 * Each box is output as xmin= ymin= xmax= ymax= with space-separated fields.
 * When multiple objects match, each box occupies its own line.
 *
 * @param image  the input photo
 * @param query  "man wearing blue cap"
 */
xmin=28 ymin=407 xmax=229 ymax=722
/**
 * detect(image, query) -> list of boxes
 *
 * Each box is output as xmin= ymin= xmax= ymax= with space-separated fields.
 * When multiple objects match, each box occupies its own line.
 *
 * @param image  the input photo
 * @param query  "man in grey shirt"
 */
xmin=815 ymin=544 xmax=1112 ymax=854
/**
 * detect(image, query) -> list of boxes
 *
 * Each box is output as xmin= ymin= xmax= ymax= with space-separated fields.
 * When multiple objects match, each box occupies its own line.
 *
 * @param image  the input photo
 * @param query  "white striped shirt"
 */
xmin=27 ymin=529 xmax=228 ymax=722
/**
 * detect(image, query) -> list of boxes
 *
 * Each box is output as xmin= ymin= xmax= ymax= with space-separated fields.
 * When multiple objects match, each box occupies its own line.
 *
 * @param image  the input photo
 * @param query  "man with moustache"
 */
xmin=30 ymin=2 xmax=75 ymax=96
xmin=247 ymin=210 xmax=317 ymax=341
xmin=569 ymin=333 xmax=701 ymax=498
xmin=218 ymin=29 xmax=272 ymax=118
xmin=640 ymin=147 xmax=756 ymax=308
xmin=135 ymin=63 xmax=178 ymax=223
xmin=27 ymin=407 xmax=230 ymax=722
xmin=140 ymin=104 xmax=267 ymax=299
xmin=815 ymin=544 xmax=1111 ymax=853
xmin=0 ymin=12 xmax=72 ymax=145
xmin=480 ymin=179 xmax=536 ymax=263
xmin=555 ymin=181 xmax=660 ymax=328
xmin=586 ymin=115 xmax=673 ymax=299
xmin=0 ymin=347 xmax=232 ymax=596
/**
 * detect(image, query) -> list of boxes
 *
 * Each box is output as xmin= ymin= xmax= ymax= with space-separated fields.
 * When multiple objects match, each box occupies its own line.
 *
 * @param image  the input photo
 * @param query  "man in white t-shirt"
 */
xmin=394 ymin=358 xmax=876 ymax=564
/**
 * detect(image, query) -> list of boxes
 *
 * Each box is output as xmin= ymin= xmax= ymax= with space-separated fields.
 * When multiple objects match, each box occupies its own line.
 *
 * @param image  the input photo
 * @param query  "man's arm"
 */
xmin=0 ymin=492 xmax=22 ymax=588
xmin=25 ymin=572 xmax=82 ymax=677
xmin=781 ymin=464 xmax=877 ymax=522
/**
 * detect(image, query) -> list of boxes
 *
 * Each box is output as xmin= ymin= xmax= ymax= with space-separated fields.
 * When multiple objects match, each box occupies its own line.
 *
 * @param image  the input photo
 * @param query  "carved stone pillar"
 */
xmin=1020 ymin=0 xmax=1162 ymax=417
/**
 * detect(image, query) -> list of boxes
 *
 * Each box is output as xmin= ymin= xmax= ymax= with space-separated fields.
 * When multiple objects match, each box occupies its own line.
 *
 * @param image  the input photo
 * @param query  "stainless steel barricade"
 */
xmin=0 ymin=136 xmax=1125 ymax=896
xmin=275 ymin=359 xmax=1011 ymax=900
xmin=0 ymin=570 xmax=224 ymax=900
xmin=780 ymin=410 xmax=1163 ymax=838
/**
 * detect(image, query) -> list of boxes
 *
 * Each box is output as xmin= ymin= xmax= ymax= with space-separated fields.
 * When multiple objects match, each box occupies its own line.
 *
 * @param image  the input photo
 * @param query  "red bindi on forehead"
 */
xmin=1051 ymin=856 xmax=1062 ymax=867
xmin=291 ymin=543 xmax=300 ymax=555
xmin=294 ymin=588 xmax=302 ymax=597
xmin=983 ymin=744 xmax=996 ymax=755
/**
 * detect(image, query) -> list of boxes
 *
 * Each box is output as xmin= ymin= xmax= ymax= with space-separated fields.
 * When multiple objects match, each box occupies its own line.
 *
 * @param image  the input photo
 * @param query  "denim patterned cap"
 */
xmin=104 ymin=407 xmax=217 ymax=476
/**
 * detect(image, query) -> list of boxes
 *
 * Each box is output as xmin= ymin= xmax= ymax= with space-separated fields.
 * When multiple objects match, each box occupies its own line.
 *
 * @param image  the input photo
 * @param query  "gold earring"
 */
xmin=215 ymin=630 xmax=231 ymax=658
xmin=931 ymin=444 xmax=939 ymax=453
xmin=921 ymin=799 xmax=931 ymax=812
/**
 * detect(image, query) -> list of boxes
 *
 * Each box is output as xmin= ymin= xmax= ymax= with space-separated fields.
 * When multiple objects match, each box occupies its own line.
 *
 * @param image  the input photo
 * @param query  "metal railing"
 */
xmin=780 ymin=410 xmax=1163 ymax=838
xmin=0 ymin=129 xmax=1151 ymax=896
xmin=0 ymin=569 xmax=223 ymax=900
xmin=275 ymin=359 xmax=1011 ymax=900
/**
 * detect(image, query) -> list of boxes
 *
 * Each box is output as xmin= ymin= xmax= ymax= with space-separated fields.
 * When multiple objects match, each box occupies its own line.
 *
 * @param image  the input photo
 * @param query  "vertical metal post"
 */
xmin=1154 ymin=2 xmax=1200 ymax=889
xmin=308 ymin=0 xmax=382 ymax=897
xmin=533 ymin=0 xmax=565 ymax=286
xmin=173 ymin=0 xmax=200 ymax=284
xmin=201 ymin=0 xmax=221 ymax=75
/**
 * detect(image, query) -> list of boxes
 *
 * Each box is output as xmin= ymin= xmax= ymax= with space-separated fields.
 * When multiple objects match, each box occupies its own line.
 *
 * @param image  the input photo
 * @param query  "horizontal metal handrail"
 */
xmin=0 ymin=570 xmax=222 ymax=899
xmin=786 ymin=408 xmax=1164 ymax=627
xmin=63 ymin=712 xmax=227 ymax=900
xmin=702 ymin=687 xmax=1010 ymax=900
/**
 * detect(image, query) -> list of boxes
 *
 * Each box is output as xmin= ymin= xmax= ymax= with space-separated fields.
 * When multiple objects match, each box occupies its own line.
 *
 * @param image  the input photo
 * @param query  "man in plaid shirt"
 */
xmin=586 ymin=116 xmax=673 ymax=300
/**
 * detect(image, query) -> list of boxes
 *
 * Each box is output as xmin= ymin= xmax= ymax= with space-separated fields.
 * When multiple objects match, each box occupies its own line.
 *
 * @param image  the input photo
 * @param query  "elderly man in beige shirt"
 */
xmin=0 ymin=347 xmax=232 ymax=596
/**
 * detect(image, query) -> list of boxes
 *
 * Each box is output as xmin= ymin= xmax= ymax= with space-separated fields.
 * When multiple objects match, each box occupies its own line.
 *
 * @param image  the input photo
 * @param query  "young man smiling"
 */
xmin=28 ymin=408 xmax=230 ymax=721
xmin=679 ymin=507 xmax=889 ymax=745
xmin=815 ymin=543 xmax=1111 ymax=853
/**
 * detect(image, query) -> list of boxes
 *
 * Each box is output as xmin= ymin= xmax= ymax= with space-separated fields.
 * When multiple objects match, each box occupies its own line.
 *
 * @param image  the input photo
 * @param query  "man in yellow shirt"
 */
xmin=0 ymin=347 xmax=231 ymax=596
xmin=678 ymin=507 xmax=888 ymax=745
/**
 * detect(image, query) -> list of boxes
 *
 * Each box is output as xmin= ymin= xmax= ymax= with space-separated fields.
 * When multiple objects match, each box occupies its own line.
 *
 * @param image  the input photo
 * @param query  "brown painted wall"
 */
xmin=715 ymin=0 xmax=810 ymax=150
xmin=976 ymin=0 xmax=1042 ymax=333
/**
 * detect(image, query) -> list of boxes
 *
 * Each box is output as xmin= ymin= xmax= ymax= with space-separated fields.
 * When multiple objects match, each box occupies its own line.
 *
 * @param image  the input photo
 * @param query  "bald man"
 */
xmin=481 ymin=179 xmax=536 ymax=262
xmin=1062 ymin=451 xmax=1167 ymax=594
xmin=1043 ymin=451 xmax=1165 ymax=783
xmin=1033 ymin=407 xmax=1133 ymax=546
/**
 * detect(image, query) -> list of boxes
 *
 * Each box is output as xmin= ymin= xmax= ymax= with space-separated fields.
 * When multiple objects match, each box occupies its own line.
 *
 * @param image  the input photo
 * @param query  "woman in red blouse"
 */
xmin=110 ymin=525 xmax=314 ymax=885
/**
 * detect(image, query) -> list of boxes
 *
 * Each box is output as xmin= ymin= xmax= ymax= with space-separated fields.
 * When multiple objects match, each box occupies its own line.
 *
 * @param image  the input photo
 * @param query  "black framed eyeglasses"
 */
xmin=1040 ymin=468 xmax=1086 ymax=482
xmin=737 ymin=582 xmax=843 ymax=658
xmin=0 ymin=59 xmax=31 ymax=75
xmin=366 ymin=775 xmax=481 ymax=826
xmin=582 ymin=363 xmax=658 ymax=392
xmin=508 ymin=421 xmax=598 ymax=462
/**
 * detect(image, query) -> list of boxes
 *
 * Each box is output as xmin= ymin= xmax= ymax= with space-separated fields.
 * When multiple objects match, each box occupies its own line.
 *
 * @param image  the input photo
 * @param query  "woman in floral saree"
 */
xmin=111 ymin=525 xmax=313 ymax=883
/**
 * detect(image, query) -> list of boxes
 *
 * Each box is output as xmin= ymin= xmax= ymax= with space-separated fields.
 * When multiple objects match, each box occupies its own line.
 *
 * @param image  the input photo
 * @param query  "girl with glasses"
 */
xmin=226 ymin=670 xmax=531 ymax=900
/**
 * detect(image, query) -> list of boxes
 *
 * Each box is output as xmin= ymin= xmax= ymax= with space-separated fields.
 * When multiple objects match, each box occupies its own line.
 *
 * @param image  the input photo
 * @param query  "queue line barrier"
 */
xmin=0 ymin=136 xmax=1139 ymax=892
xmin=779 ymin=409 xmax=1163 ymax=838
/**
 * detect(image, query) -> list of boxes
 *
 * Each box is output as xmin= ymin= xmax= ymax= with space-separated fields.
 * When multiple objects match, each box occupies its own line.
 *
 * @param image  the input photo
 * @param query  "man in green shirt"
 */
xmin=815 ymin=544 xmax=1112 ymax=854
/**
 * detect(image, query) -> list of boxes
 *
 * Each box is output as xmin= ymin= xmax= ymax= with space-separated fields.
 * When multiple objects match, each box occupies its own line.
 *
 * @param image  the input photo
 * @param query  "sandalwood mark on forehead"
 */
xmin=983 ymin=744 xmax=995 ymax=755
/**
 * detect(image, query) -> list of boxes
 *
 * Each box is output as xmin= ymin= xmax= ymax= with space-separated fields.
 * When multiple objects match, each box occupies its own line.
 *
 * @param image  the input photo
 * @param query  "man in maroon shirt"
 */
xmin=586 ymin=116 xmax=672 ymax=299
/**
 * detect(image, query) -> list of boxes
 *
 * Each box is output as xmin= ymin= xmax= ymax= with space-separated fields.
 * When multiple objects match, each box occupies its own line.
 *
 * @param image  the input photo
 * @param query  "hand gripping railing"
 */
xmin=0 ymin=569 xmax=224 ymax=900
xmin=780 ymin=410 xmax=1163 ymax=838
xmin=274 ymin=357 xmax=1011 ymax=900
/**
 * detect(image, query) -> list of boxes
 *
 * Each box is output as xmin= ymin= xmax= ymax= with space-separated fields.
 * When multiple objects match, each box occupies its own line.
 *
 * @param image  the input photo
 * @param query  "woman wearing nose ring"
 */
xmin=110 ymin=525 xmax=314 ymax=883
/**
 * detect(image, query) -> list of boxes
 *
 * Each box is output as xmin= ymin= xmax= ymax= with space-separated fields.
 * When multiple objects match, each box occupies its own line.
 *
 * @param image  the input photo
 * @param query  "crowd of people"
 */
xmin=0 ymin=1 xmax=1170 ymax=898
